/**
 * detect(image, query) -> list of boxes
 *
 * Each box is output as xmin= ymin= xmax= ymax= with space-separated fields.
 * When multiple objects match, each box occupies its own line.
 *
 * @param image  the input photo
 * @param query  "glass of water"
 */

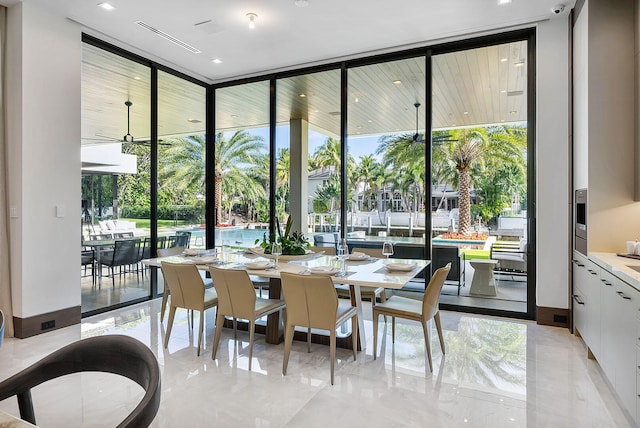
xmin=382 ymin=241 xmax=394 ymax=261
xmin=337 ymin=239 xmax=349 ymax=275
xmin=271 ymin=242 xmax=282 ymax=269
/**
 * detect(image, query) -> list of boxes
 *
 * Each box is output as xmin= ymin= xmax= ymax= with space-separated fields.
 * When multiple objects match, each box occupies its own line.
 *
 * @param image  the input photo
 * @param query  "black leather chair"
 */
xmin=0 ymin=335 xmax=161 ymax=427
xmin=101 ymin=239 xmax=141 ymax=287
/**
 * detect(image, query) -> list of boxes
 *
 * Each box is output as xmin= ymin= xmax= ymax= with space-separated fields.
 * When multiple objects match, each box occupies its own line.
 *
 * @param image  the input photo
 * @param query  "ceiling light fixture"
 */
xmin=98 ymin=2 xmax=116 ymax=11
xmin=299 ymin=93 xmax=306 ymax=98
xmin=498 ymin=0 xmax=512 ymax=4
xmin=294 ymin=0 xmax=309 ymax=7
xmin=212 ymin=58 xmax=223 ymax=64
xmin=123 ymin=101 xmax=134 ymax=143
xmin=500 ymin=58 xmax=507 ymax=62
xmin=246 ymin=13 xmax=257 ymax=29
xmin=393 ymin=80 xmax=402 ymax=85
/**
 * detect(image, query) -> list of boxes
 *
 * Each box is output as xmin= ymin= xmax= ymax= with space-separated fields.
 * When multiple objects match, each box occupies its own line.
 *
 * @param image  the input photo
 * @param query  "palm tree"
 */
xmin=275 ymin=148 xmax=290 ymax=220
xmin=434 ymin=126 xmax=526 ymax=234
xmin=160 ymin=132 xmax=266 ymax=225
xmin=352 ymin=155 xmax=380 ymax=210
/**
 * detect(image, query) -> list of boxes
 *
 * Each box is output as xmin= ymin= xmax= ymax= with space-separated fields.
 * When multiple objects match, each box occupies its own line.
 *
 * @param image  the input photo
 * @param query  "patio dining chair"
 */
xmin=101 ymin=239 xmax=141 ymax=287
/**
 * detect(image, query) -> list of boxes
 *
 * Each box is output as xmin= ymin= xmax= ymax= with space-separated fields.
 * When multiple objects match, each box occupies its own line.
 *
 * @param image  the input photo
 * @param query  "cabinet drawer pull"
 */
xmin=573 ymin=294 xmax=585 ymax=305
xmin=604 ymin=281 xmax=612 ymax=286
xmin=588 ymin=270 xmax=598 ymax=275
xmin=616 ymin=291 xmax=632 ymax=300
xmin=574 ymin=260 xmax=585 ymax=267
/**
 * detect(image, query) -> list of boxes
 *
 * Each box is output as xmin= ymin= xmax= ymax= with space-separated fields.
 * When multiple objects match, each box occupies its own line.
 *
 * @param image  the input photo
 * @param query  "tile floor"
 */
xmin=0 ymin=299 xmax=632 ymax=427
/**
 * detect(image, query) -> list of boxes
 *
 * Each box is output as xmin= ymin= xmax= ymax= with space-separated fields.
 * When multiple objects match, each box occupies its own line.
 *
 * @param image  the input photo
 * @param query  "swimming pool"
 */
xmin=178 ymin=227 xmax=269 ymax=248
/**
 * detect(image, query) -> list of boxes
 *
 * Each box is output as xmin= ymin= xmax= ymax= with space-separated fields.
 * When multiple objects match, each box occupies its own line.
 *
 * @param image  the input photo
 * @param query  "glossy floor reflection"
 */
xmin=0 ymin=300 xmax=631 ymax=427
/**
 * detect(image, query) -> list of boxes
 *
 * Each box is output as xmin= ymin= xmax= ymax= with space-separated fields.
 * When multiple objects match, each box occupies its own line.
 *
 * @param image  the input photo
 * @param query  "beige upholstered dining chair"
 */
xmin=280 ymin=272 xmax=358 ymax=385
xmin=208 ymin=267 xmax=286 ymax=370
xmin=157 ymin=246 xmax=187 ymax=322
xmin=160 ymin=261 xmax=218 ymax=356
xmin=373 ymin=263 xmax=450 ymax=372
xmin=335 ymin=247 xmax=387 ymax=307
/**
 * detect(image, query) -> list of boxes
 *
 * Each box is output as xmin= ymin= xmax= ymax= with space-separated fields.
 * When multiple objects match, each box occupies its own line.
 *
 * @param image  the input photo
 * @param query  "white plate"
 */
xmin=189 ymin=256 xmax=218 ymax=264
xmin=347 ymin=252 xmax=369 ymax=261
xmin=182 ymin=249 xmax=199 ymax=256
xmin=308 ymin=266 xmax=340 ymax=275
xmin=385 ymin=262 xmax=417 ymax=272
xmin=245 ymin=260 xmax=273 ymax=270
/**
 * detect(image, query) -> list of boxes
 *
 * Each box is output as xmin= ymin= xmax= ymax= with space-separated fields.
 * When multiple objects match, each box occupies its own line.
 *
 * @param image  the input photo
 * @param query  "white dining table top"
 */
xmin=142 ymin=251 xmax=430 ymax=290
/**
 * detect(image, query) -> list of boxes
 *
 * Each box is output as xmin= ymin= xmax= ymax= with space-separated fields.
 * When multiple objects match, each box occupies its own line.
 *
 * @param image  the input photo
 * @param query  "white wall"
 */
xmin=7 ymin=2 xmax=81 ymax=318
xmin=536 ymin=16 xmax=571 ymax=309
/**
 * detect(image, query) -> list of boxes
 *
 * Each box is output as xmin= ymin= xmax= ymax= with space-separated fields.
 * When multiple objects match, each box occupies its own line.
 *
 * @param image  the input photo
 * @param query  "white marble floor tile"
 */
xmin=0 ymin=299 xmax=633 ymax=427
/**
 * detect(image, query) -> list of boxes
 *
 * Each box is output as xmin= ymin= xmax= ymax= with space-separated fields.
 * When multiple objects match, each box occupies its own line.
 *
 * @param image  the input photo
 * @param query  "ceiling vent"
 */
xmin=507 ymin=90 xmax=524 ymax=97
xmin=194 ymin=19 xmax=224 ymax=35
xmin=136 ymin=21 xmax=201 ymax=54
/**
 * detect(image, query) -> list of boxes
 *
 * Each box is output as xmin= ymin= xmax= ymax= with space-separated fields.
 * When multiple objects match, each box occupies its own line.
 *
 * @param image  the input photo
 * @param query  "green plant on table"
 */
xmin=255 ymin=216 xmax=309 ymax=255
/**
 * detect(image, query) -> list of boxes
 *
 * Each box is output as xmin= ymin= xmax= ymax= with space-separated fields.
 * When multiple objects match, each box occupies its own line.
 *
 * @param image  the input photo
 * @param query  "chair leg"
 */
xmin=307 ymin=327 xmax=311 ymax=353
xmin=391 ymin=316 xmax=396 ymax=344
xmin=164 ymin=306 xmax=177 ymax=349
xmin=248 ymin=320 xmax=255 ymax=371
xmin=212 ymin=313 xmax=225 ymax=360
xmin=233 ymin=318 xmax=238 ymax=339
xmin=329 ymin=330 xmax=336 ymax=385
xmin=434 ymin=311 xmax=445 ymax=354
xmin=373 ymin=310 xmax=380 ymax=360
xmin=160 ymin=288 xmax=169 ymax=322
xmin=351 ymin=316 xmax=357 ymax=361
xmin=197 ymin=310 xmax=205 ymax=356
xmin=282 ymin=324 xmax=295 ymax=376
xmin=422 ymin=319 xmax=433 ymax=372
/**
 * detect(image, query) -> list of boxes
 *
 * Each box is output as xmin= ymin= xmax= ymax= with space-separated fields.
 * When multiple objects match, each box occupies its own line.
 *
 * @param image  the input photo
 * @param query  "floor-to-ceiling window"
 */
xmin=214 ymin=82 xmax=270 ymax=249
xmin=81 ymin=43 xmax=151 ymax=314
xmin=276 ymin=70 xmax=341 ymax=238
xmin=432 ymin=37 xmax=532 ymax=315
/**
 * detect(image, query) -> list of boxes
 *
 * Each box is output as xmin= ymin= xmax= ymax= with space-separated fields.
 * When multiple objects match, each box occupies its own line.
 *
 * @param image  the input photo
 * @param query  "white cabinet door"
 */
xmin=599 ymin=269 xmax=618 ymax=384
xmin=611 ymin=277 xmax=639 ymax=421
xmin=585 ymin=260 xmax=602 ymax=358
xmin=572 ymin=254 xmax=589 ymax=340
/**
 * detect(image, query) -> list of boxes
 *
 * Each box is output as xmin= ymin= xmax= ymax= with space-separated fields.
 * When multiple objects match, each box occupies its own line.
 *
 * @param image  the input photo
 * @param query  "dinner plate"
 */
xmin=385 ymin=262 xmax=417 ymax=272
xmin=190 ymin=256 xmax=218 ymax=264
xmin=182 ymin=249 xmax=199 ymax=256
xmin=245 ymin=260 xmax=274 ymax=270
xmin=347 ymin=252 xmax=369 ymax=261
xmin=308 ymin=266 xmax=340 ymax=275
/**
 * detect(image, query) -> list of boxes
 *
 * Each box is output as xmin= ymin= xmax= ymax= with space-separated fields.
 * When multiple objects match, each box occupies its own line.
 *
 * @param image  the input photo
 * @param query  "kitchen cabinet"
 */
xmin=572 ymin=253 xmax=589 ymax=340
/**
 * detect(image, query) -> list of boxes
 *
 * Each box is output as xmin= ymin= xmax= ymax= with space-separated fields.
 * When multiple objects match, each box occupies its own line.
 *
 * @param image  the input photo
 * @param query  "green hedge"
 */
xmin=120 ymin=205 xmax=204 ymax=222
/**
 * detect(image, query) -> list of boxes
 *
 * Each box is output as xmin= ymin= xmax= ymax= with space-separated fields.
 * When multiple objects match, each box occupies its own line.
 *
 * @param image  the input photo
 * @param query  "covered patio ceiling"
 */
xmin=81 ymin=39 xmax=528 ymax=146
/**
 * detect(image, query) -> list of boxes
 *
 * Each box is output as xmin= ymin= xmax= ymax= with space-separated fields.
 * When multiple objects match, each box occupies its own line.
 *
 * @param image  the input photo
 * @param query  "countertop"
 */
xmin=589 ymin=252 xmax=640 ymax=292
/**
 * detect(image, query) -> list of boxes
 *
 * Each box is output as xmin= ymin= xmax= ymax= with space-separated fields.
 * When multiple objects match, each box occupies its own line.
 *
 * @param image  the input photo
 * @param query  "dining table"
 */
xmin=142 ymin=250 xmax=430 ymax=351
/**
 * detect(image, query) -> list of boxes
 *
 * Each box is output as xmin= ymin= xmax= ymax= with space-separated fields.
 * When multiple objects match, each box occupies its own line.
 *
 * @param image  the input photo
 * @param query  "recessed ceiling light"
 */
xmin=393 ymin=80 xmax=402 ymax=85
xmin=500 ymin=58 xmax=508 ymax=62
xmin=498 ymin=0 xmax=512 ymax=4
xmin=463 ymin=111 xmax=468 ymax=115
xmin=211 ymin=58 xmax=223 ymax=64
xmin=133 ymin=76 xmax=141 ymax=80
xmin=510 ymin=110 xmax=517 ymax=115
xmin=313 ymin=109 xmax=319 ymax=113
xmin=246 ymin=13 xmax=257 ymax=29
xmin=355 ymin=97 xmax=359 ymax=103
xmin=367 ymin=120 xmax=372 ymax=123
xmin=299 ymin=93 xmax=306 ymax=98
xmin=188 ymin=119 xmax=202 ymax=123
xmin=230 ymin=114 xmax=239 ymax=118
xmin=98 ymin=2 xmax=116 ymax=11
xmin=294 ymin=0 xmax=309 ymax=7
xmin=500 ymin=90 xmax=507 ymax=93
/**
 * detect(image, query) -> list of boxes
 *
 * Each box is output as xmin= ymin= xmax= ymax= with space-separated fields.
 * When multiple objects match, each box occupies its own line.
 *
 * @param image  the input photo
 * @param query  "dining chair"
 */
xmin=81 ymin=248 xmax=96 ymax=284
xmin=160 ymin=261 xmax=217 ymax=356
xmin=157 ymin=246 xmax=187 ymax=322
xmin=280 ymin=272 xmax=358 ymax=385
xmin=0 ymin=335 xmax=160 ymax=427
xmin=209 ymin=267 xmax=286 ymax=370
xmin=101 ymin=239 xmax=141 ymax=287
xmin=335 ymin=246 xmax=387 ymax=309
xmin=372 ymin=263 xmax=451 ymax=372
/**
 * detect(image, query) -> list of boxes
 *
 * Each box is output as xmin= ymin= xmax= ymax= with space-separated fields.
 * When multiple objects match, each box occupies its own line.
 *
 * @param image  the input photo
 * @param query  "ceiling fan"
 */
xmin=410 ymin=101 xmax=455 ymax=144
xmin=82 ymin=100 xmax=163 ymax=145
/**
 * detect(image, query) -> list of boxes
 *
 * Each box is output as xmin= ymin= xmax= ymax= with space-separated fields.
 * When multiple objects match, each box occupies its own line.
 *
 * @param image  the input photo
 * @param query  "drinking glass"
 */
xmin=337 ymin=239 xmax=349 ymax=275
xmin=271 ymin=242 xmax=282 ymax=269
xmin=382 ymin=241 xmax=394 ymax=261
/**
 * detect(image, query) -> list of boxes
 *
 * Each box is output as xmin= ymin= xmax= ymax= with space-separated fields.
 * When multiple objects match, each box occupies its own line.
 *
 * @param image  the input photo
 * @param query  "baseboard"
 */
xmin=13 ymin=306 xmax=81 ymax=338
xmin=536 ymin=306 xmax=569 ymax=328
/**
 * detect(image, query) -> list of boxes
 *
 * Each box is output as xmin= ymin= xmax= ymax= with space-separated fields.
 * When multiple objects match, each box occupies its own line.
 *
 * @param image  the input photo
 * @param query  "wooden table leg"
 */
xmin=265 ymin=277 xmax=284 ymax=344
xmin=349 ymin=284 xmax=366 ymax=351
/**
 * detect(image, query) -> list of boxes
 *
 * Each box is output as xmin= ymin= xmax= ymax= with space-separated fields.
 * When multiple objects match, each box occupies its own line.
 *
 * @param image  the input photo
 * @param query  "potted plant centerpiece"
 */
xmin=255 ymin=216 xmax=310 ymax=258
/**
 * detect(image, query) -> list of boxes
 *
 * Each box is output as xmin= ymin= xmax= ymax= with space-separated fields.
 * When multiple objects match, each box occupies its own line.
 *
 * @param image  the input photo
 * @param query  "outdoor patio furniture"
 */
xmin=81 ymin=249 xmax=95 ymax=285
xmin=490 ymin=239 xmax=527 ymax=278
xmin=469 ymin=259 xmax=498 ymax=296
xmin=432 ymin=244 xmax=466 ymax=295
xmin=101 ymin=239 xmax=141 ymax=287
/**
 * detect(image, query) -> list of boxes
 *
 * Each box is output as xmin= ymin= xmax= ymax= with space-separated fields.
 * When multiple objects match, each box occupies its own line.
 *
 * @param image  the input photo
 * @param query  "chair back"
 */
xmin=422 ymin=263 xmax=451 ymax=319
xmin=209 ymin=267 xmax=257 ymax=319
xmin=0 ymin=335 xmax=160 ymax=427
xmin=160 ymin=262 xmax=206 ymax=311
xmin=308 ymin=245 xmax=336 ymax=256
xmin=91 ymin=233 xmax=112 ymax=240
xmin=281 ymin=272 xmax=338 ymax=331
xmin=111 ymin=239 xmax=140 ymax=266
xmin=157 ymin=236 xmax=168 ymax=249
xmin=157 ymin=246 xmax=186 ymax=258
xmin=351 ymin=247 xmax=383 ymax=258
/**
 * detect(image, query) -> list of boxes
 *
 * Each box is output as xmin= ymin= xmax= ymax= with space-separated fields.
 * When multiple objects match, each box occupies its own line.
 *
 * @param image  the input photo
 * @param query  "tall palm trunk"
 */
xmin=458 ymin=167 xmax=471 ymax=235
xmin=215 ymin=173 xmax=223 ymax=225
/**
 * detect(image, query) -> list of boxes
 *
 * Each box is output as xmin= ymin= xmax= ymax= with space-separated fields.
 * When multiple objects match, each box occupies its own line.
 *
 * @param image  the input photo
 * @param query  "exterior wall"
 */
xmin=6 ymin=2 xmax=81 ymax=320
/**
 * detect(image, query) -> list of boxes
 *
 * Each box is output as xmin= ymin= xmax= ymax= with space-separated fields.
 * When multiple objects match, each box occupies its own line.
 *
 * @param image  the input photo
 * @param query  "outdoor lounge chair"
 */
xmin=490 ymin=239 xmax=527 ymax=278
